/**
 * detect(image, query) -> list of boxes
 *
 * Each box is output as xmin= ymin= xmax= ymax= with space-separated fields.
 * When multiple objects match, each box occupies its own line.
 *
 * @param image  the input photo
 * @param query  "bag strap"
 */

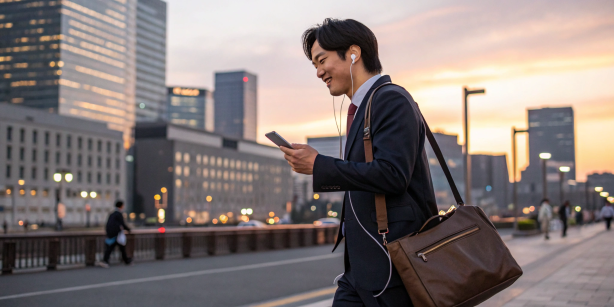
xmin=362 ymin=82 xmax=465 ymax=240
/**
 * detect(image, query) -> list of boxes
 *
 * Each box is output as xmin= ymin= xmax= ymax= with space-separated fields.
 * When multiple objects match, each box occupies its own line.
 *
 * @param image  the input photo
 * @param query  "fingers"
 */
xmin=279 ymin=146 xmax=293 ymax=155
xmin=292 ymin=143 xmax=307 ymax=149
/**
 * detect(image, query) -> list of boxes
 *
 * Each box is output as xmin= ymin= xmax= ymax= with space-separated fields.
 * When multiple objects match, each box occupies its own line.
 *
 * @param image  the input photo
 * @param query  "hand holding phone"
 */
xmin=265 ymin=131 xmax=294 ymax=149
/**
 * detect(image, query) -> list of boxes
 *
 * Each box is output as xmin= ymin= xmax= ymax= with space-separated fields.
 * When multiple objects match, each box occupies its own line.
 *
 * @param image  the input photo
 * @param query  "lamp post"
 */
xmin=80 ymin=191 xmax=91 ymax=227
xmin=512 ymin=127 xmax=529 ymax=232
xmin=10 ymin=179 xmax=25 ymax=227
xmin=559 ymin=166 xmax=570 ymax=205
xmin=53 ymin=170 xmax=73 ymax=231
xmin=463 ymin=87 xmax=485 ymax=206
xmin=539 ymin=153 xmax=551 ymax=200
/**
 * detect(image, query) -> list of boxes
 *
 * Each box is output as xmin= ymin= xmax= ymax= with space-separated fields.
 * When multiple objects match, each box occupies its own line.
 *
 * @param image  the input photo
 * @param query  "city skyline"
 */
xmin=165 ymin=0 xmax=614 ymax=181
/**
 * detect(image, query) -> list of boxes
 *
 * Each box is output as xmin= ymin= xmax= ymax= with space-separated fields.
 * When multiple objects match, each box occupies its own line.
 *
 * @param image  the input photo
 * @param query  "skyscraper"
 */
xmin=135 ymin=0 xmax=166 ymax=122
xmin=0 ymin=0 xmax=137 ymax=147
xmin=425 ymin=132 xmax=465 ymax=208
xmin=214 ymin=71 xmax=257 ymax=141
xmin=167 ymin=86 xmax=214 ymax=131
xmin=520 ymin=107 xmax=576 ymax=206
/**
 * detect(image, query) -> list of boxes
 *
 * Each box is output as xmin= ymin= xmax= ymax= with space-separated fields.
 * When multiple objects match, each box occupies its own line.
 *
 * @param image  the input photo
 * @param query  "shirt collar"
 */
xmin=350 ymin=74 xmax=382 ymax=109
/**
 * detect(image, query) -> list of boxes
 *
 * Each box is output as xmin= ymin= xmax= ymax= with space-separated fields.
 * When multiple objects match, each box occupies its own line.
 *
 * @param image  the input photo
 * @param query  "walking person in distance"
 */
xmin=538 ymin=199 xmax=552 ymax=240
xmin=280 ymin=18 xmax=438 ymax=306
xmin=559 ymin=201 xmax=571 ymax=237
xmin=98 ymin=200 xmax=132 ymax=268
xmin=600 ymin=202 xmax=614 ymax=230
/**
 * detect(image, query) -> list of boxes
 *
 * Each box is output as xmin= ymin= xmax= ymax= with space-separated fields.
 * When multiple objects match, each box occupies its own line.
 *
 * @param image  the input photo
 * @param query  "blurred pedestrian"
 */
xmin=2 ymin=220 xmax=7 ymax=234
xmin=559 ymin=201 xmax=571 ymax=237
xmin=600 ymin=202 xmax=614 ymax=231
xmin=23 ymin=220 xmax=28 ymax=232
xmin=98 ymin=200 xmax=132 ymax=268
xmin=538 ymin=199 xmax=552 ymax=240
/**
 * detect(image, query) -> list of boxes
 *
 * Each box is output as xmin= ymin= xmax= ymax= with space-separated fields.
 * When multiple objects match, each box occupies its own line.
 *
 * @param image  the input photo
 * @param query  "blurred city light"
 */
xmin=559 ymin=166 xmax=571 ymax=173
xmin=439 ymin=210 xmax=446 ymax=215
xmin=158 ymin=208 xmax=165 ymax=223
xmin=313 ymin=194 xmax=319 ymax=200
xmin=522 ymin=207 xmax=530 ymax=214
xmin=158 ymin=227 xmax=165 ymax=233
xmin=539 ymin=153 xmax=552 ymax=159
xmin=186 ymin=217 xmax=192 ymax=223
xmin=53 ymin=173 xmax=62 ymax=182
xmin=90 ymin=191 xmax=97 ymax=198
xmin=273 ymin=217 xmax=280 ymax=223
xmin=529 ymin=206 xmax=535 ymax=212
xmin=241 ymin=209 xmax=247 ymax=215
xmin=80 ymin=191 xmax=88 ymax=198
xmin=212 ymin=219 xmax=218 ymax=224
xmin=601 ymin=192 xmax=609 ymax=197
xmin=313 ymin=221 xmax=322 ymax=226
xmin=206 ymin=196 xmax=212 ymax=202
xmin=269 ymin=212 xmax=275 ymax=217
xmin=161 ymin=187 xmax=167 ymax=193
xmin=154 ymin=194 xmax=161 ymax=200
xmin=246 ymin=208 xmax=253 ymax=215
xmin=311 ymin=206 xmax=316 ymax=211
xmin=595 ymin=187 xmax=604 ymax=192
xmin=574 ymin=206 xmax=581 ymax=212
xmin=18 ymin=220 xmax=23 ymax=226
xmin=18 ymin=179 xmax=25 ymax=185
xmin=64 ymin=173 xmax=73 ymax=182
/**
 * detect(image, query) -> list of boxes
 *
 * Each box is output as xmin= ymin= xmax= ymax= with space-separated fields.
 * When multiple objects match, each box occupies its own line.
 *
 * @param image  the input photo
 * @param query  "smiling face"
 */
xmin=311 ymin=40 xmax=352 ymax=96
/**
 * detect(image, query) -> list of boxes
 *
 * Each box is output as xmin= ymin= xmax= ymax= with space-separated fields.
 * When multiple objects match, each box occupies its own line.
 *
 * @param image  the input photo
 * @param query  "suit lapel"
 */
xmin=344 ymin=75 xmax=391 ymax=160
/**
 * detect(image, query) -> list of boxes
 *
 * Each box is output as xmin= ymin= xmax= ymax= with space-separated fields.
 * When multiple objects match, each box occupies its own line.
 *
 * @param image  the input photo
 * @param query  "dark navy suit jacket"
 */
xmin=312 ymin=75 xmax=438 ymax=292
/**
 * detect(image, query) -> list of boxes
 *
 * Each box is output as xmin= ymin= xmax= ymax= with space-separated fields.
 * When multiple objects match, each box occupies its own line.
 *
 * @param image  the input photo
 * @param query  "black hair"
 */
xmin=541 ymin=198 xmax=549 ymax=203
xmin=302 ymin=18 xmax=382 ymax=74
xmin=115 ymin=200 xmax=124 ymax=208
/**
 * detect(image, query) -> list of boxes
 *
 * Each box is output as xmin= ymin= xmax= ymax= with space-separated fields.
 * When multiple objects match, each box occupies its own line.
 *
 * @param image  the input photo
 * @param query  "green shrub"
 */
xmin=517 ymin=219 xmax=537 ymax=231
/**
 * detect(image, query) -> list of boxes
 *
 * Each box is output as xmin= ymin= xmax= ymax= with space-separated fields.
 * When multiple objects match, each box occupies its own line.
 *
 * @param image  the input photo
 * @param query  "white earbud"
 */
xmin=351 ymin=54 xmax=356 ymax=64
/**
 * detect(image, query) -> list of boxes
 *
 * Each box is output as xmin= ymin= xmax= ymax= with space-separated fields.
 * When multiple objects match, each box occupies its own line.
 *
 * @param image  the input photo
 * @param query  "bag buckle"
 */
xmin=379 ymin=228 xmax=389 ymax=246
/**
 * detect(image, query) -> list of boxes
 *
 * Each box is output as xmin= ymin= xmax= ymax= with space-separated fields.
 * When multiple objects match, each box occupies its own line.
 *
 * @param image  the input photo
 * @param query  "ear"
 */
xmin=348 ymin=45 xmax=362 ymax=63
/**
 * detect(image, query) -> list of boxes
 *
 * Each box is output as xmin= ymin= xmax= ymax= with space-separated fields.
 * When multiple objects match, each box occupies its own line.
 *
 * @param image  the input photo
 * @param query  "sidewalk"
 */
xmin=500 ymin=228 xmax=614 ymax=307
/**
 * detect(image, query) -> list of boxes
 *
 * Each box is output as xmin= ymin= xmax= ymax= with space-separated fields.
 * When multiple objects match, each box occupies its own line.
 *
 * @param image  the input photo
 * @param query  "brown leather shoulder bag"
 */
xmin=364 ymin=82 xmax=523 ymax=307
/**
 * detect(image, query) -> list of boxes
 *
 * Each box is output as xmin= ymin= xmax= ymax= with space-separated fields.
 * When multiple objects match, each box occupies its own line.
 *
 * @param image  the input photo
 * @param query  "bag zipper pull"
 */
xmin=417 ymin=253 xmax=427 ymax=262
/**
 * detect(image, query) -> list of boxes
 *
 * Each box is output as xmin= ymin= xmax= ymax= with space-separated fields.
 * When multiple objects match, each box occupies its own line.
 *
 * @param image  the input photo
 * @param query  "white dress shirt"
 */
xmin=350 ymin=74 xmax=382 ymax=109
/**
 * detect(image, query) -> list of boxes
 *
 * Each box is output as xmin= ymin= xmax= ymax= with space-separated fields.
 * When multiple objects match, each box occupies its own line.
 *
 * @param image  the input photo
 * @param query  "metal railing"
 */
xmin=0 ymin=225 xmax=338 ymax=274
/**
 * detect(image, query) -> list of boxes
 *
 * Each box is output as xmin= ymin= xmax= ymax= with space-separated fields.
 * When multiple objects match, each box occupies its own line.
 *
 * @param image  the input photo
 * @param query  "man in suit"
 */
xmin=280 ymin=19 xmax=438 ymax=306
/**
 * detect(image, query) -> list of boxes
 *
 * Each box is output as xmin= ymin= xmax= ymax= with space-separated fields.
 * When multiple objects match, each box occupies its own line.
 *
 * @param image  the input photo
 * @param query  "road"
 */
xmin=0 ymin=223 xmax=609 ymax=307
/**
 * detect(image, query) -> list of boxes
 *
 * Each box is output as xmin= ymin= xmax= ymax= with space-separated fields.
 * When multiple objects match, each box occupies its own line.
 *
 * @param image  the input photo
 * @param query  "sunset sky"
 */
xmin=166 ymin=0 xmax=614 ymax=182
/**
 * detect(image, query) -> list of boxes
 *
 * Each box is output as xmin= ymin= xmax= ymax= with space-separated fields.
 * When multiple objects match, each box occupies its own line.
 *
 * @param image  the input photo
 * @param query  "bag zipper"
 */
xmin=416 ymin=226 xmax=479 ymax=262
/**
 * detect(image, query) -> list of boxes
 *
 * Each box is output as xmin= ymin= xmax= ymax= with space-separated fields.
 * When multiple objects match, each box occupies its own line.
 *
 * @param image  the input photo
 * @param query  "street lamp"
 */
xmin=539 ymin=153 xmax=551 ymax=199
xmin=53 ymin=169 xmax=73 ymax=231
xmin=595 ymin=187 xmax=604 ymax=192
xmin=463 ymin=86 xmax=486 ymax=206
xmin=81 ymin=191 xmax=91 ymax=227
xmin=512 ymin=127 xmax=529 ymax=232
xmin=558 ymin=166 xmax=570 ymax=205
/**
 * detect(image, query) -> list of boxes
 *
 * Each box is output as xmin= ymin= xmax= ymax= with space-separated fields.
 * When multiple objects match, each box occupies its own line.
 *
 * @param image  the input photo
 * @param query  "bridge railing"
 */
xmin=0 ymin=225 xmax=338 ymax=274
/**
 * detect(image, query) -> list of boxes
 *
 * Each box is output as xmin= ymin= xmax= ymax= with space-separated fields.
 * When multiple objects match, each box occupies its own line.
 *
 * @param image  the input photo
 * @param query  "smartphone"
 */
xmin=265 ymin=131 xmax=294 ymax=149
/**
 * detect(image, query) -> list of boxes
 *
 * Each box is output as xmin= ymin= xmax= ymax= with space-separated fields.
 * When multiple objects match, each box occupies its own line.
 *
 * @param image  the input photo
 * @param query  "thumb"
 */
xmin=292 ymin=143 xmax=307 ymax=149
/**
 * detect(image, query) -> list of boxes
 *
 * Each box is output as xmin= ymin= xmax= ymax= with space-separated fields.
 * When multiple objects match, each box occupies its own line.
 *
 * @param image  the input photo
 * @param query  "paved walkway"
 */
xmin=501 ymin=228 xmax=614 ymax=307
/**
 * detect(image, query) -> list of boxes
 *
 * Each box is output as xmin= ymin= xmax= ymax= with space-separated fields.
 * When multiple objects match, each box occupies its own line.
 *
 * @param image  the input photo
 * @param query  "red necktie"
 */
xmin=347 ymin=103 xmax=358 ymax=136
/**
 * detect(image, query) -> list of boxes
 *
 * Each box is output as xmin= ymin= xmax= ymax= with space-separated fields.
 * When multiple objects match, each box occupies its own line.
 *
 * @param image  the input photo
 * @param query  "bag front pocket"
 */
xmin=416 ymin=225 xmax=479 ymax=262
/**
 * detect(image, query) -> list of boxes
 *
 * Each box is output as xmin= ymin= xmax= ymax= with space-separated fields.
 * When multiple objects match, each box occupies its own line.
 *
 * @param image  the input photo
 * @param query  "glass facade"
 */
xmin=214 ymin=70 xmax=257 ymax=141
xmin=0 ymin=0 xmax=137 ymax=147
xmin=167 ymin=87 xmax=213 ymax=131
xmin=135 ymin=0 xmax=166 ymax=122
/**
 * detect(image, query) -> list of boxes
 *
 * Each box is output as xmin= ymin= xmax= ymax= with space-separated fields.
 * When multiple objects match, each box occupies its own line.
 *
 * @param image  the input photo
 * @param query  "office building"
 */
xmin=0 ymin=0 xmax=137 ymax=146
xmin=470 ymin=154 xmax=510 ymax=212
xmin=0 ymin=104 xmax=126 ymax=226
xmin=134 ymin=122 xmax=292 ymax=225
xmin=214 ymin=71 xmax=257 ymax=141
xmin=135 ymin=0 xmax=167 ymax=122
xmin=425 ymin=132 xmax=465 ymax=209
xmin=520 ymin=107 xmax=576 ymax=206
xmin=167 ymin=86 xmax=214 ymax=131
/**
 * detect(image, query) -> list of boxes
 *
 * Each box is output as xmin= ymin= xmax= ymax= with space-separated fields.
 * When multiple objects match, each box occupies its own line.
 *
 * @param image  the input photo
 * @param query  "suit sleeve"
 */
xmin=312 ymin=89 xmax=422 ymax=195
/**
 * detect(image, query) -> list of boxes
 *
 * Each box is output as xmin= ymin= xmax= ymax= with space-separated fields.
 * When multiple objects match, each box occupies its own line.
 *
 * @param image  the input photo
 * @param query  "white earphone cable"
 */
xmin=332 ymin=55 xmax=391 ymax=297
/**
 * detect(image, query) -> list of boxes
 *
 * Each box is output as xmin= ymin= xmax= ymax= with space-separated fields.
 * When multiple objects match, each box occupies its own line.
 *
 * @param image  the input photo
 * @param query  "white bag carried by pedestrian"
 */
xmin=117 ymin=230 xmax=127 ymax=246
